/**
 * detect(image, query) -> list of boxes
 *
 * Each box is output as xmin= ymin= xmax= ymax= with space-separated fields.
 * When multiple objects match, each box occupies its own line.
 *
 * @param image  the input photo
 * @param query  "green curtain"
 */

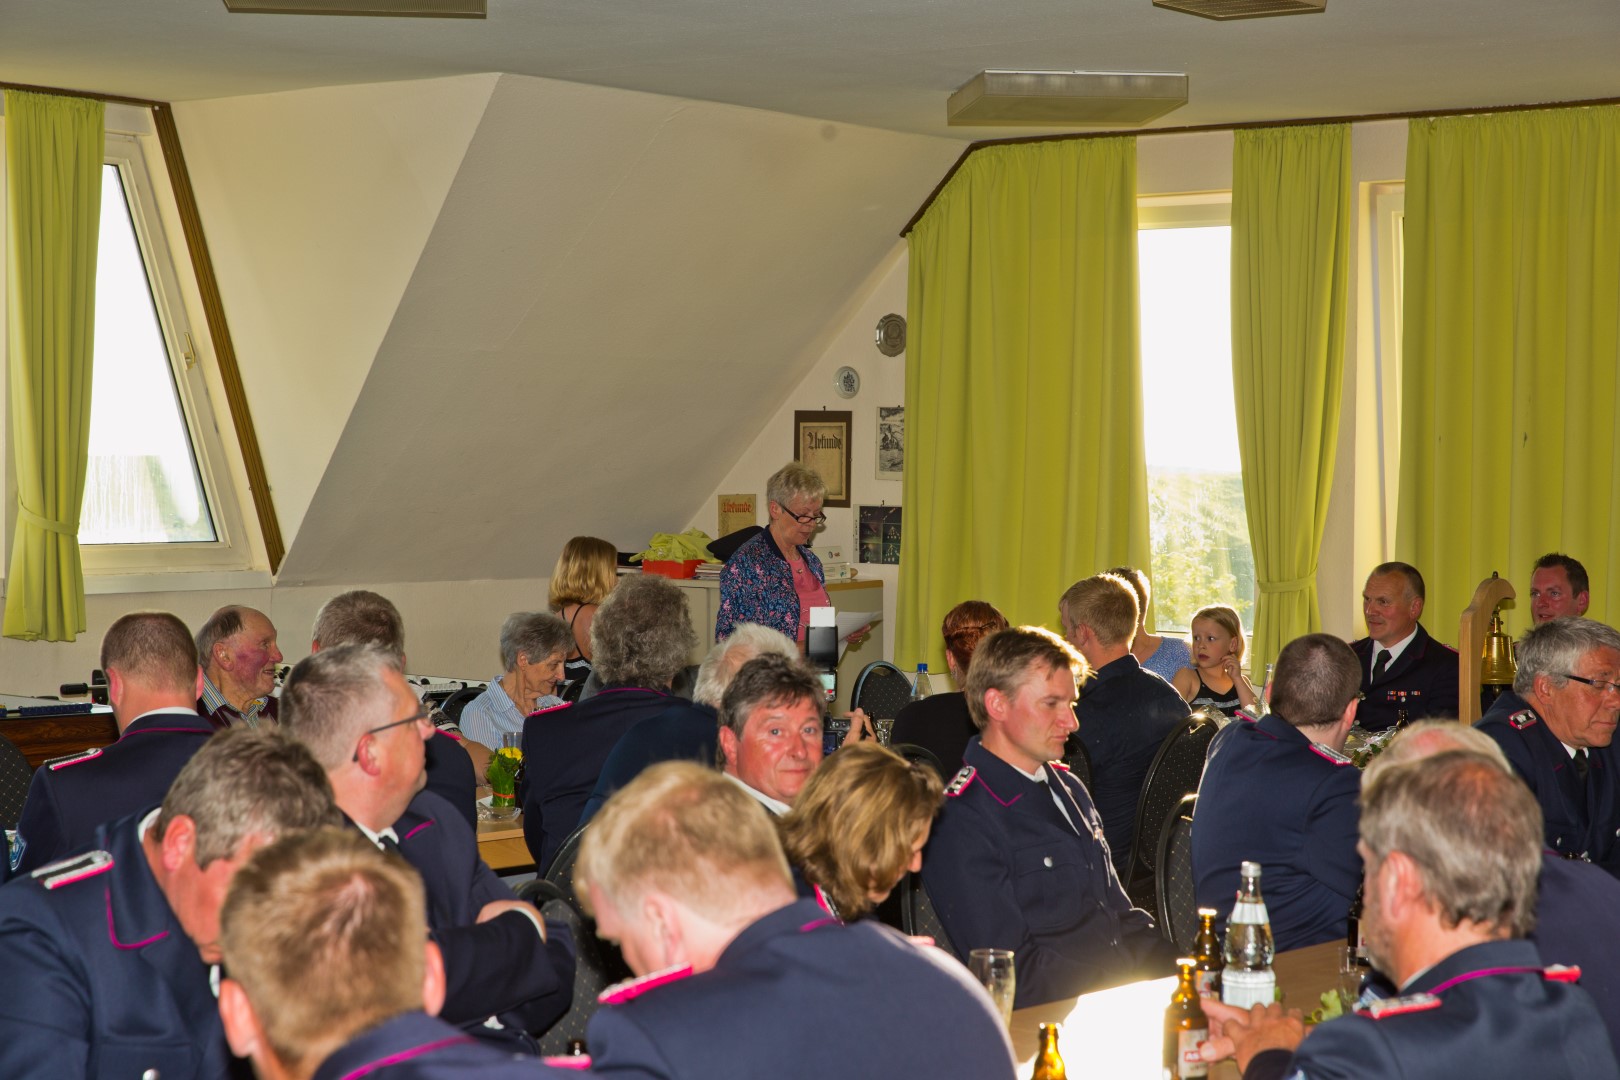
xmin=4 ymin=90 xmax=103 ymax=641
xmin=1398 ymin=107 xmax=1620 ymax=633
xmin=1230 ymin=124 xmax=1351 ymax=677
xmin=899 ymin=137 xmax=1150 ymax=672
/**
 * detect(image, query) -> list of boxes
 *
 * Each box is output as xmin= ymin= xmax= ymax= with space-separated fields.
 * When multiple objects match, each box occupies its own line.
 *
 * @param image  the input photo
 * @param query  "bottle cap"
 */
xmin=1240 ymin=860 xmax=1262 ymax=877
xmin=1177 ymin=957 xmax=1195 ymax=970
xmin=1197 ymin=907 xmax=1217 ymax=918
xmin=918 ymin=663 xmax=929 ymax=673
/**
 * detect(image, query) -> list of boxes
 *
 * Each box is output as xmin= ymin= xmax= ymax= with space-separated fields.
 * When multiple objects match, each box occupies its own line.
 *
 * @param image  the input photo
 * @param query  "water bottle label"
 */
xmin=1230 ymin=901 xmax=1269 ymax=924
xmin=1220 ymin=970 xmax=1276 ymax=1009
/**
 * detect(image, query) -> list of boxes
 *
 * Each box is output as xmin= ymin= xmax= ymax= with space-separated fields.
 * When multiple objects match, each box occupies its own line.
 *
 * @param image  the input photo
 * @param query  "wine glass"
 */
xmin=968 ymin=948 xmax=1016 ymax=1028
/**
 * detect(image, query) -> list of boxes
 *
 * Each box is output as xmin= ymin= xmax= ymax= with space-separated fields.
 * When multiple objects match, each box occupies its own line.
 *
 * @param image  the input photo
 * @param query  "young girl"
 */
xmin=1172 ymin=604 xmax=1259 ymax=717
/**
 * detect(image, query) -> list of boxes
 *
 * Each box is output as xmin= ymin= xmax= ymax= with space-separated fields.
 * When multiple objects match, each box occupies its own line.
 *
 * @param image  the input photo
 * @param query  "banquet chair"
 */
xmin=898 ymin=872 xmax=957 ymax=955
xmin=850 ymin=661 xmax=915 ymax=722
xmin=529 ymin=824 xmax=633 ymax=1052
xmin=891 ymin=742 xmax=946 ymax=784
xmin=0 ymin=731 xmax=32 ymax=829
xmin=1154 ymin=793 xmax=1200 ymax=953
xmin=1062 ymin=738 xmax=1093 ymax=793
xmin=435 ymin=686 xmax=483 ymax=725
xmin=1123 ymin=710 xmax=1217 ymax=911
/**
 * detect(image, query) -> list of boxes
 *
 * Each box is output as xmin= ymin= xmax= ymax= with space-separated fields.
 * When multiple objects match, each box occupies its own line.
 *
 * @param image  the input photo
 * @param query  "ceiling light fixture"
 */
xmin=1152 ymin=0 xmax=1325 ymax=21
xmin=222 ymin=0 xmax=484 ymax=17
xmin=947 ymin=71 xmax=1189 ymax=127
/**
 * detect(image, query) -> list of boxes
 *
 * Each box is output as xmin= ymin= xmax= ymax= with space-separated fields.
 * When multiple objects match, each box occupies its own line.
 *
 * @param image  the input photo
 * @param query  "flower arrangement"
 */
xmin=487 ymin=746 xmax=523 ymax=808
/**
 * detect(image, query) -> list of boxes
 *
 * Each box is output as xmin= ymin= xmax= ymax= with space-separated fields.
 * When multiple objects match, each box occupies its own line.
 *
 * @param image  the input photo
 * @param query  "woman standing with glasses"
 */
xmin=716 ymin=461 xmax=831 ymax=646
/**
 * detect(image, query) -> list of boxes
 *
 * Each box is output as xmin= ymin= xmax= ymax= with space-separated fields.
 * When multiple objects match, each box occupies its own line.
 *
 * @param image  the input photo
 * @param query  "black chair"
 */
xmin=891 ymin=742 xmax=946 ymax=783
xmin=530 ymin=823 xmax=633 ymax=1054
xmin=898 ymin=872 xmax=956 ymax=955
xmin=1155 ymin=793 xmax=1200 ymax=954
xmin=0 ymin=731 xmax=32 ymax=829
xmin=850 ymin=661 xmax=915 ymax=722
xmin=1062 ymin=738 xmax=1093 ymax=793
xmin=436 ymin=686 xmax=483 ymax=726
xmin=1123 ymin=711 xmax=1217 ymax=912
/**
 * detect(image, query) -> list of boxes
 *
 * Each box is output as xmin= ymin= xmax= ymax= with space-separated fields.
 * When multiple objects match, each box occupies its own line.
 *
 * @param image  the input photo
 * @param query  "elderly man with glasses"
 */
xmin=1477 ymin=616 xmax=1620 ymax=875
xmin=280 ymin=645 xmax=575 ymax=1054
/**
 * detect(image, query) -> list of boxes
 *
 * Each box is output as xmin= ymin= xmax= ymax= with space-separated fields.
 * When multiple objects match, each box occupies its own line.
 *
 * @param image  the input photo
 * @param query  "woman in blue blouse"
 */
xmin=716 ymin=462 xmax=829 ymax=644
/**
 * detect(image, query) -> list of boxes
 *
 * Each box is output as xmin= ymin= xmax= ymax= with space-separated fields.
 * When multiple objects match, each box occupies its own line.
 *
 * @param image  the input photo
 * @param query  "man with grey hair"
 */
xmin=196 ymin=604 xmax=283 ymax=728
xmin=579 ymin=622 xmax=804 ymax=824
xmin=458 ymin=611 xmax=573 ymax=750
xmin=281 ymin=645 xmax=575 ymax=1053
xmin=1199 ymin=747 xmax=1619 ymax=1079
xmin=521 ymin=573 xmax=698 ymax=873
xmin=1477 ymin=615 xmax=1620 ymax=871
xmin=0 ymin=727 xmax=340 ymax=1079
xmin=716 ymin=652 xmax=827 ymax=814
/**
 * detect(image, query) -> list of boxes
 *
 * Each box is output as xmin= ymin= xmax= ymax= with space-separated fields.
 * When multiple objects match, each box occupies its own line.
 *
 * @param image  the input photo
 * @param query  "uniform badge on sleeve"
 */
xmin=1508 ymin=710 xmax=1539 ymax=730
xmin=945 ymin=766 xmax=976 ymax=797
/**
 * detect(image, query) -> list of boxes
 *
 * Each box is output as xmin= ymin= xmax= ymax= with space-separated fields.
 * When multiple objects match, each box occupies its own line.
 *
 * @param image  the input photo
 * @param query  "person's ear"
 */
xmin=421 ymin=940 xmax=446 ymax=1017
xmin=984 ymin=687 xmax=1009 ymax=724
xmin=194 ymin=666 xmax=206 ymax=701
xmin=105 ymin=668 xmax=126 ymax=709
xmin=161 ymin=814 xmax=199 ymax=873
xmin=717 ymin=727 xmax=738 ymax=768
xmin=218 ymin=978 xmax=263 ymax=1060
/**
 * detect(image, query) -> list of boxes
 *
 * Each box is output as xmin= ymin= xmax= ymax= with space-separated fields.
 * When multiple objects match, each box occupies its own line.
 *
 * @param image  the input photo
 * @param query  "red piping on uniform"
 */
xmin=972 ymin=775 xmax=1023 ymax=807
xmin=338 ymin=1036 xmax=475 ymax=1079
xmin=1425 ymin=966 xmax=1542 ymax=995
xmin=402 ymin=821 xmax=433 ymax=841
xmin=106 ymin=887 xmax=168 ymax=950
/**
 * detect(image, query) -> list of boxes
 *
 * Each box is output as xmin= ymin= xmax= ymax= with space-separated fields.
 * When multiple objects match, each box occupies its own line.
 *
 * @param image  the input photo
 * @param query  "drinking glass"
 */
xmin=1337 ymin=945 xmax=1363 ymax=1011
xmin=968 ymin=948 xmax=1016 ymax=1027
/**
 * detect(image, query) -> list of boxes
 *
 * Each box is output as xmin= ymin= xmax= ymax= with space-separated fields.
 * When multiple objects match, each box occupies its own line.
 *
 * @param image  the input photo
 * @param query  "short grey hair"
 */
xmin=152 ymin=727 xmax=339 ymax=867
xmin=1360 ymin=750 xmax=1542 ymax=938
xmin=1514 ymin=616 xmax=1620 ymax=696
xmin=692 ymin=623 xmax=800 ymax=706
xmin=717 ymin=654 xmax=823 ymax=767
xmin=280 ymin=645 xmax=402 ymax=770
xmin=311 ymin=591 xmax=404 ymax=662
xmin=195 ymin=606 xmax=263 ymax=668
xmin=590 ymin=575 xmax=698 ymax=689
xmin=765 ymin=461 xmax=827 ymax=510
xmin=1373 ymin=719 xmax=1511 ymax=775
xmin=499 ymin=612 xmax=573 ymax=674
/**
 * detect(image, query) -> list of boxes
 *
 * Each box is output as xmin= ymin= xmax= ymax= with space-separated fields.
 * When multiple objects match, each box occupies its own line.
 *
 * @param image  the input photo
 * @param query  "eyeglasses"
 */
xmin=351 ymin=704 xmax=434 ymax=763
xmin=775 ymin=502 xmax=826 ymax=526
xmin=1560 ymin=673 xmax=1620 ymax=695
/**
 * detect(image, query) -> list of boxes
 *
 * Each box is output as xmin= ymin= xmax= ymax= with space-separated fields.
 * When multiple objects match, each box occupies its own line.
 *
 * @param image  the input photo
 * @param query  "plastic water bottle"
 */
xmin=911 ymin=663 xmax=934 ymax=701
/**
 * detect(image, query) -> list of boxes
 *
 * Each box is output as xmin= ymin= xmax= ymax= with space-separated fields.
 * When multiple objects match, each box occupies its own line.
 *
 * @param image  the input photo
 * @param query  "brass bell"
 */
xmin=1480 ymin=605 xmax=1517 ymax=708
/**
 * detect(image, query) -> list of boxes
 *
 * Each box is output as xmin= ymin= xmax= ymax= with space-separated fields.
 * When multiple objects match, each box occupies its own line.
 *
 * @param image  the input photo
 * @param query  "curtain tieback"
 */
xmin=17 ymin=502 xmax=79 ymax=537
xmin=1257 ymin=575 xmax=1315 ymax=594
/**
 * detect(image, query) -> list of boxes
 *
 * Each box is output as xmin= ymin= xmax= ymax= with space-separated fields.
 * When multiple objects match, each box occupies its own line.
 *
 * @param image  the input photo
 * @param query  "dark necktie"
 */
xmin=1574 ymin=748 xmax=1590 ymax=796
xmin=1371 ymin=649 xmax=1391 ymax=682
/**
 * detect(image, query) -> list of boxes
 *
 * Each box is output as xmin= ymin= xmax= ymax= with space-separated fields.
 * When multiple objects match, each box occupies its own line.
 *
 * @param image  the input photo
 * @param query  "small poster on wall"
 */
xmin=858 ymin=505 xmax=902 ymax=564
xmin=794 ymin=410 xmax=852 ymax=507
xmin=877 ymin=405 xmax=904 ymax=479
xmin=717 ymin=494 xmax=756 ymax=536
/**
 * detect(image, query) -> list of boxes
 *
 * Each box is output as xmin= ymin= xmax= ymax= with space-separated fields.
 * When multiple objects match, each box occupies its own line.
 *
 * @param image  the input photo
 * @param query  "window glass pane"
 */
xmin=81 ymin=165 xmax=216 ymax=545
xmin=1139 ymin=224 xmax=1254 ymax=633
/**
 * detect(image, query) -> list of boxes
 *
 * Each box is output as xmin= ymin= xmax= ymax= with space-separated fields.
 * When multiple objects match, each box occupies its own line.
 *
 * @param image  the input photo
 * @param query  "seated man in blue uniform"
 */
xmin=14 ymin=610 xmax=216 ymax=874
xmin=280 ymin=646 xmax=575 ymax=1052
xmin=1199 ymin=748 xmax=1620 ymax=1080
xmin=577 ymin=760 xmax=1017 ymax=1079
xmin=1193 ymin=633 xmax=1363 ymax=952
xmin=921 ymin=625 xmax=1174 ymax=1008
xmin=1476 ymin=616 xmax=1620 ymax=872
xmin=1351 ymin=562 xmax=1459 ymax=731
xmin=219 ymin=828 xmax=577 ymax=1080
xmin=0 ymin=727 xmax=340 ymax=1080
xmin=1059 ymin=573 xmax=1189 ymax=881
xmin=522 ymin=574 xmax=700 ymax=873
xmin=308 ymin=589 xmax=485 ymax=830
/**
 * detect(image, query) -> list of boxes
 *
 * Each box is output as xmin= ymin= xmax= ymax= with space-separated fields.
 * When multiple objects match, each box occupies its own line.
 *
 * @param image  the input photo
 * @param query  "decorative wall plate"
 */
xmin=834 ymin=366 xmax=861 ymax=398
xmin=875 ymin=313 xmax=906 ymax=356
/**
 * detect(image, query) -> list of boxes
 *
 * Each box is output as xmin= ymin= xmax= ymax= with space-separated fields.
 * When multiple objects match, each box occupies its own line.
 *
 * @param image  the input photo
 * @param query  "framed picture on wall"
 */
xmin=877 ymin=405 xmax=904 ymax=479
xmin=858 ymin=504 xmax=902 ymax=564
xmin=793 ymin=410 xmax=852 ymax=507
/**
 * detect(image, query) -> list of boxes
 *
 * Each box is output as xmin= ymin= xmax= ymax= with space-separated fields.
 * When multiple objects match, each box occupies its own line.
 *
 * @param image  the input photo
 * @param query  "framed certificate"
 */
xmin=793 ymin=410 xmax=852 ymax=507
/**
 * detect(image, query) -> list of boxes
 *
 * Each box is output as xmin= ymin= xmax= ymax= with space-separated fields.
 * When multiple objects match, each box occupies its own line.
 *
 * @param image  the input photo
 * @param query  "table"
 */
xmin=1009 ymin=941 xmax=1341 ymax=1078
xmin=476 ymin=814 xmax=534 ymax=873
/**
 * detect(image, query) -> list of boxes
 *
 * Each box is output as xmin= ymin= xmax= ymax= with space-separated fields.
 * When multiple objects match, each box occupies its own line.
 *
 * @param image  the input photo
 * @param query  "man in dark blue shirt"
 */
xmin=1059 ymin=573 xmax=1189 ymax=880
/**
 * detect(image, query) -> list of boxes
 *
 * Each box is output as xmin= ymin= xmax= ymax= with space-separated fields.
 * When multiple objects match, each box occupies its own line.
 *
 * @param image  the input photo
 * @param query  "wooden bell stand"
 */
xmin=1456 ymin=572 xmax=1515 ymax=725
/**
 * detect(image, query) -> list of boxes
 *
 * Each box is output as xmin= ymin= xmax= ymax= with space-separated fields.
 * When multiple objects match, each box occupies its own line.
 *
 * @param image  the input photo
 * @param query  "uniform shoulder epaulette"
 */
xmin=30 ymin=849 xmax=114 ymax=890
xmin=531 ymin=700 xmax=573 ymax=718
xmin=1509 ymin=710 xmax=1539 ymax=730
xmin=540 ymin=1055 xmax=593 ymax=1070
xmin=597 ymin=963 xmax=693 ymax=1005
xmin=945 ymin=765 xmax=976 ymax=796
xmin=44 ymin=747 xmax=103 ymax=771
xmin=1048 ymin=760 xmax=1071 ymax=772
xmin=1308 ymin=743 xmax=1353 ymax=766
xmin=1359 ymin=992 xmax=1441 ymax=1019
xmin=1544 ymin=964 xmax=1583 ymax=983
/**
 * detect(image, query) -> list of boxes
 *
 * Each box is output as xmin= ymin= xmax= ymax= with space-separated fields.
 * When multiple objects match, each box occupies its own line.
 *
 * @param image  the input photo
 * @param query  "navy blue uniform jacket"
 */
xmin=311 ymin=1012 xmax=579 ymax=1079
xmin=1245 ymin=939 xmax=1618 ymax=1079
xmin=13 ymin=708 xmax=213 ymax=875
xmin=578 ymin=701 xmax=719 ymax=827
xmin=921 ymin=737 xmax=1171 ymax=1009
xmin=1536 ymin=850 xmax=1620 ymax=1058
xmin=1351 ymin=623 xmax=1460 ymax=731
xmin=522 ymin=687 xmax=679 ymax=873
xmin=0 ymin=809 xmax=240 ymax=1080
xmin=587 ymin=898 xmax=1016 ymax=1079
xmin=423 ymin=730 xmax=478 ymax=831
xmin=392 ymin=790 xmax=575 ymax=1039
xmin=1476 ymin=694 xmax=1620 ymax=871
xmin=1192 ymin=713 xmax=1362 ymax=952
xmin=1071 ymin=654 xmax=1189 ymax=877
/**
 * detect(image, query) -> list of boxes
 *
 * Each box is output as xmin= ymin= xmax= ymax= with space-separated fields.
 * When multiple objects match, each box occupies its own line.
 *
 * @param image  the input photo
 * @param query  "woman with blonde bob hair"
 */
xmin=548 ymin=535 xmax=619 ymax=691
xmin=778 ymin=742 xmax=944 ymax=921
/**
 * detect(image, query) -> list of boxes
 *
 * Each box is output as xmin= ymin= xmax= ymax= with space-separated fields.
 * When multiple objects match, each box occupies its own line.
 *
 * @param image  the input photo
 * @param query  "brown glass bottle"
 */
xmin=1346 ymin=880 xmax=1369 ymax=966
xmin=1031 ymin=1022 xmax=1067 ymax=1080
xmin=1192 ymin=907 xmax=1223 ymax=995
xmin=1163 ymin=958 xmax=1210 ymax=1079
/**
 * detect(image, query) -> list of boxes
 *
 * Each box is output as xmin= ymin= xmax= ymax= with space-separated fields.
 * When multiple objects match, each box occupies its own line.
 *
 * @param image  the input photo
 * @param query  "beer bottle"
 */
xmin=1163 ymin=958 xmax=1210 ymax=1079
xmin=1220 ymin=861 xmax=1276 ymax=1009
xmin=1192 ymin=908 xmax=1223 ymax=995
xmin=1031 ymin=1022 xmax=1066 ymax=1080
xmin=1345 ymin=880 xmax=1369 ymax=966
